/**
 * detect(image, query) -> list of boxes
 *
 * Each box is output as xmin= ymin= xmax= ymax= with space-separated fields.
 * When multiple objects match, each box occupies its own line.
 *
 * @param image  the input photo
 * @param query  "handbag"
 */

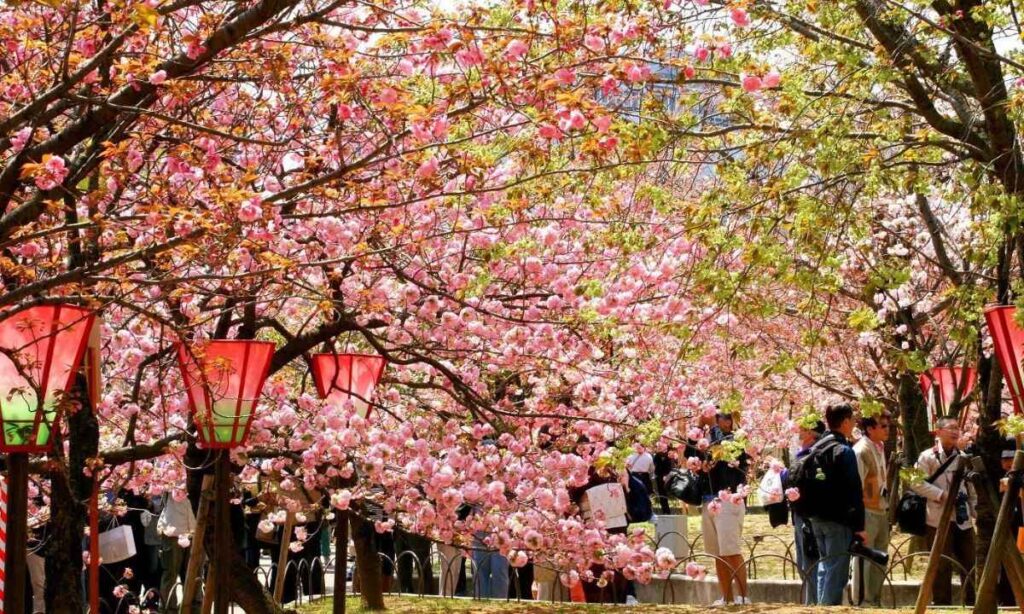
xmin=766 ymin=501 xmax=789 ymax=528
xmin=98 ymin=524 xmax=137 ymax=564
xmin=665 ymin=469 xmax=704 ymax=506
xmin=896 ymin=452 xmax=957 ymax=536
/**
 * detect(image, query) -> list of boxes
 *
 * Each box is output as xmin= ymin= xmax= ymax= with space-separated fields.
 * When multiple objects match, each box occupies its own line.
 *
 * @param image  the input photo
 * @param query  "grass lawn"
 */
xmin=297 ymin=595 xmax=921 ymax=613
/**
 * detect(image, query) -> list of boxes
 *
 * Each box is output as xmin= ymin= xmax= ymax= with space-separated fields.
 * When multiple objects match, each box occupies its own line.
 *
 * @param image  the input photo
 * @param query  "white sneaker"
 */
xmin=711 ymin=598 xmax=727 ymax=607
xmin=625 ymin=595 xmax=639 ymax=606
xmin=734 ymin=596 xmax=752 ymax=605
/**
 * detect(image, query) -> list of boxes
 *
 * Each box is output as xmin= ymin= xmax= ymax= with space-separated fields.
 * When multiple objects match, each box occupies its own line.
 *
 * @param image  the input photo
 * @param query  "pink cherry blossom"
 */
xmin=11 ymin=126 xmax=32 ymax=151
xmin=763 ymin=69 xmax=782 ymax=88
xmin=416 ymin=157 xmax=440 ymax=179
xmin=149 ymin=70 xmax=167 ymax=85
xmin=505 ymin=40 xmax=528 ymax=61
xmin=730 ymin=7 xmax=751 ymax=27
xmin=376 ymin=87 xmax=399 ymax=105
xmin=554 ymin=67 xmax=576 ymax=86
xmin=741 ymin=74 xmax=763 ymax=92
xmin=237 ymin=200 xmax=263 ymax=222
xmin=584 ymin=34 xmax=606 ymax=52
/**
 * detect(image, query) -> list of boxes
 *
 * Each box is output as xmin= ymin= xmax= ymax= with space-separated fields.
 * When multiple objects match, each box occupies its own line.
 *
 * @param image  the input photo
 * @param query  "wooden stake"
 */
xmin=974 ymin=448 xmax=1024 ymax=613
xmin=913 ymin=455 xmax=965 ymax=614
xmin=182 ymin=474 xmax=215 ymax=614
xmin=201 ymin=572 xmax=215 ymax=614
xmin=968 ymin=456 xmax=1024 ymax=612
xmin=273 ymin=510 xmax=296 ymax=602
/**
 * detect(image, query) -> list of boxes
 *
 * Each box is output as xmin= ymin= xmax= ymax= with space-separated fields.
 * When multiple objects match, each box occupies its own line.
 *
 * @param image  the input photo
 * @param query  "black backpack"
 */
xmin=625 ymin=473 xmax=654 ymax=523
xmin=665 ymin=468 xmax=705 ymax=506
xmin=785 ymin=434 xmax=842 ymax=519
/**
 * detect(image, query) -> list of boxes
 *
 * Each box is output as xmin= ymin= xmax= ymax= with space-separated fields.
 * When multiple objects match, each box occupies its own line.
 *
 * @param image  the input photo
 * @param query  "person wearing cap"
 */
xmin=701 ymin=410 xmax=751 ymax=606
xmin=788 ymin=416 xmax=825 ymax=605
xmin=998 ymin=440 xmax=1023 ymax=605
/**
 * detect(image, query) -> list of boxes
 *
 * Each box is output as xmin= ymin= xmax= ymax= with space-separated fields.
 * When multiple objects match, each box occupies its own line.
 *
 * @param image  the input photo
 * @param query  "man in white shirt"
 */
xmin=626 ymin=450 xmax=656 ymax=495
xmin=911 ymin=418 xmax=977 ymax=605
xmin=853 ymin=411 xmax=891 ymax=606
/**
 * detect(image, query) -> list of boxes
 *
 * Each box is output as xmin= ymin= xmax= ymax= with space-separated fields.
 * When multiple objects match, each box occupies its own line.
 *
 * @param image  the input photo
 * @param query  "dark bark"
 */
xmin=226 ymin=527 xmax=295 ymax=613
xmin=897 ymin=369 xmax=931 ymax=463
xmin=974 ymin=241 xmax=1015 ymax=585
xmin=45 ymin=373 xmax=97 ymax=613
xmin=351 ymin=512 xmax=386 ymax=610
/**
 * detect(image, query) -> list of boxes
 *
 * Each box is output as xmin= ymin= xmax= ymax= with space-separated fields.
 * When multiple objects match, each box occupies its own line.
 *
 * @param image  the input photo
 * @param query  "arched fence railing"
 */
xmin=99 ymin=529 xmax=965 ymax=610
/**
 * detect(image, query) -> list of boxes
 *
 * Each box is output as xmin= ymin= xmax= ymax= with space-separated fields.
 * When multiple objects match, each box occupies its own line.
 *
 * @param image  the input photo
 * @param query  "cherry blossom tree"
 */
xmin=0 ymin=0 xmax=735 ymax=611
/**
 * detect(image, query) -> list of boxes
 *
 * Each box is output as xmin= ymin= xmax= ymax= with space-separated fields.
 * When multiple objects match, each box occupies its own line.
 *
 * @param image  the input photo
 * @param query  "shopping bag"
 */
xmin=98 ymin=524 xmax=137 ymax=564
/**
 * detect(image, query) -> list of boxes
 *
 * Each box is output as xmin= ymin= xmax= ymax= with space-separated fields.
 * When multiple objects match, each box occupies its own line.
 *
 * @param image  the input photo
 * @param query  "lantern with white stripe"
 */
xmin=177 ymin=340 xmax=275 ymax=448
xmin=918 ymin=366 xmax=977 ymax=429
xmin=985 ymin=305 xmax=1024 ymax=414
xmin=310 ymin=353 xmax=385 ymax=418
xmin=0 ymin=305 xmax=95 ymax=453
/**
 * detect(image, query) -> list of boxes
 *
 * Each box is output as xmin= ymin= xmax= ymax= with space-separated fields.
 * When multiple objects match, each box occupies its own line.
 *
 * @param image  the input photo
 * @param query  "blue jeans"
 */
xmin=811 ymin=519 xmax=852 ymax=605
xmin=793 ymin=514 xmax=817 ymax=605
xmin=472 ymin=542 xmax=509 ymax=599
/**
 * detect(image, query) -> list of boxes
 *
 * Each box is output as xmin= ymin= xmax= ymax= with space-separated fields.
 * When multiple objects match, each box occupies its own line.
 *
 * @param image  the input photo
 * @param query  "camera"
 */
xmin=849 ymin=535 xmax=889 ymax=567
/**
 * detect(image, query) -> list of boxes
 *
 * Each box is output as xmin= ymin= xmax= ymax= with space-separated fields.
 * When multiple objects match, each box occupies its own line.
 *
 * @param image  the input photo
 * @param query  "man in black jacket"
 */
xmin=809 ymin=403 xmax=865 ymax=605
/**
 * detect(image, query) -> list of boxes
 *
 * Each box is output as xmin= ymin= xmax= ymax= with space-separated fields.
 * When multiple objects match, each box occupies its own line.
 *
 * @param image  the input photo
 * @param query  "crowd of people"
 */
xmin=19 ymin=402 xmax=1024 ymax=610
xmin=783 ymin=404 xmax=998 ymax=607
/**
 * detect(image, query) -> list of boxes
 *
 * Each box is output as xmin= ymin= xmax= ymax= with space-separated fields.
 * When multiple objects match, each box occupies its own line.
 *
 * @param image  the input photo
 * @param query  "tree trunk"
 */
xmin=897 ymin=370 xmax=931 ymax=463
xmin=973 ymin=239 xmax=1014 ymax=582
xmin=351 ymin=512 xmax=386 ymax=610
xmin=228 ymin=547 xmax=295 ymax=614
xmin=45 ymin=374 xmax=96 ymax=613
xmin=975 ymin=336 xmax=1008 ymax=590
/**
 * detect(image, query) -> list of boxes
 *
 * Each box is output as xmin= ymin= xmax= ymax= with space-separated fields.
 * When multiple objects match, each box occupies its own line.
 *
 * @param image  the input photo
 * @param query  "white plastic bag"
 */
xmin=757 ymin=470 xmax=784 ymax=507
xmin=98 ymin=524 xmax=137 ymax=564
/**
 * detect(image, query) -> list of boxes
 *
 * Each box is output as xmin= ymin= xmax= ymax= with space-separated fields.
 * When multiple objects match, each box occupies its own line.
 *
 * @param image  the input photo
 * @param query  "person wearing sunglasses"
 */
xmin=853 ymin=411 xmax=891 ymax=606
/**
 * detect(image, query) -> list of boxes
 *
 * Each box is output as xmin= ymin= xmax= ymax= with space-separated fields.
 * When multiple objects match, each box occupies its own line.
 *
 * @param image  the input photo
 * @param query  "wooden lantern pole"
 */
xmin=273 ymin=510 xmax=296 ymax=602
xmin=968 ymin=456 xmax=1024 ymax=612
xmin=182 ymin=475 xmax=215 ymax=614
xmin=974 ymin=445 xmax=1024 ymax=613
xmin=5 ymin=453 xmax=28 ymax=614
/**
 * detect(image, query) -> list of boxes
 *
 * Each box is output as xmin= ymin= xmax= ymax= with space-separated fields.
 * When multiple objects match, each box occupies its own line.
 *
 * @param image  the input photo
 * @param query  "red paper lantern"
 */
xmin=177 ymin=340 xmax=275 ymax=448
xmin=0 ymin=304 xmax=95 ymax=453
xmin=918 ymin=367 xmax=977 ymax=429
xmin=310 ymin=353 xmax=385 ymax=418
xmin=985 ymin=305 xmax=1024 ymax=414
